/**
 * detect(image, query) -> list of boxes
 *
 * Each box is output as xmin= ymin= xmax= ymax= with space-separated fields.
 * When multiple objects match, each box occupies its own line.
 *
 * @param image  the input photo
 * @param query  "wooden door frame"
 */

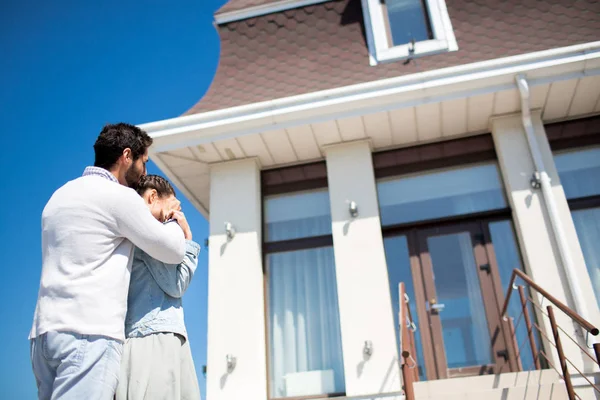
xmin=479 ymin=220 xmax=520 ymax=373
xmin=390 ymin=220 xmax=515 ymax=381
xmin=405 ymin=230 xmax=439 ymax=380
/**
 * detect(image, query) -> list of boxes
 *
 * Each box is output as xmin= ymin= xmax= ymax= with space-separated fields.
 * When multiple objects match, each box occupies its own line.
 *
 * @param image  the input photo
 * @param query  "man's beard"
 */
xmin=125 ymin=164 xmax=143 ymax=189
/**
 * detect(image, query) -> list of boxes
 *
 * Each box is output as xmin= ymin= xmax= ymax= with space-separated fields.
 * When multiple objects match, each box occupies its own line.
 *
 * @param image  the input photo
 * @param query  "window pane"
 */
xmin=265 ymin=190 xmax=332 ymax=242
xmin=428 ymin=233 xmax=493 ymax=367
xmin=489 ymin=220 xmax=540 ymax=370
xmin=377 ymin=164 xmax=507 ymax=226
xmin=572 ymin=207 xmax=600 ymax=308
xmin=386 ymin=0 xmax=431 ymax=46
xmin=555 ymin=147 xmax=600 ymax=199
xmin=268 ymin=247 xmax=345 ymax=398
xmin=383 ymin=235 xmax=426 ymax=380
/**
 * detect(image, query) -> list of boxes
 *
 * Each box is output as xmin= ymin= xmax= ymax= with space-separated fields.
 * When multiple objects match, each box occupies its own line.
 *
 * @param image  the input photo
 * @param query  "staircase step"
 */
xmin=413 ymin=370 xmax=562 ymax=398
xmin=414 ymin=382 xmax=568 ymax=400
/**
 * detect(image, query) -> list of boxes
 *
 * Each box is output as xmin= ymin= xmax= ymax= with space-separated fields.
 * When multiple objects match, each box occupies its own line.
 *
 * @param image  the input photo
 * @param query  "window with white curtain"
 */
xmin=554 ymin=146 xmax=600 ymax=307
xmin=377 ymin=162 xmax=508 ymax=227
xmin=264 ymin=190 xmax=332 ymax=242
xmin=264 ymin=189 xmax=345 ymax=399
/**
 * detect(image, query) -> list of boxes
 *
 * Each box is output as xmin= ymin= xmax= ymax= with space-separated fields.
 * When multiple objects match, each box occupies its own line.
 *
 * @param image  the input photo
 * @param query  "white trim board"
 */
xmin=140 ymin=42 xmax=600 ymax=153
xmin=215 ymin=0 xmax=330 ymax=24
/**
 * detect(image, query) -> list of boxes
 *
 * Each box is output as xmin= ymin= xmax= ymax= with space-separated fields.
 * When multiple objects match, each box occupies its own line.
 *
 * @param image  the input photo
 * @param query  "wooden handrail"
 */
xmin=399 ymin=282 xmax=417 ymax=400
xmin=500 ymin=269 xmax=599 ymax=336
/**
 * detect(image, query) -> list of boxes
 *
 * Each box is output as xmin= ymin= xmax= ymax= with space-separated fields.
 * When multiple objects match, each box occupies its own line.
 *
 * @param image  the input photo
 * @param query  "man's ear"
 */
xmin=122 ymin=148 xmax=132 ymax=164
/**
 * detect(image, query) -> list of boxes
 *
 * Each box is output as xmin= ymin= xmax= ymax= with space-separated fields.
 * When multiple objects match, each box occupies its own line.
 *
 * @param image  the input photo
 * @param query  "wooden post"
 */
xmin=518 ymin=286 xmax=541 ymax=370
xmin=547 ymin=306 xmax=576 ymax=400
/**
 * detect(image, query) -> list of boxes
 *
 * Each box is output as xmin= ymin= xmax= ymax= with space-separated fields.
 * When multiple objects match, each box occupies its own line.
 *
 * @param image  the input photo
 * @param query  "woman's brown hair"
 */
xmin=135 ymin=175 xmax=175 ymax=198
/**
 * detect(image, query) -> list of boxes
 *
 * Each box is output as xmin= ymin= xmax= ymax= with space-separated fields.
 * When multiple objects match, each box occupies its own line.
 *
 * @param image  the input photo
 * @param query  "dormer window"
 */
xmin=363 ymin=0 xmax=458 ymax=65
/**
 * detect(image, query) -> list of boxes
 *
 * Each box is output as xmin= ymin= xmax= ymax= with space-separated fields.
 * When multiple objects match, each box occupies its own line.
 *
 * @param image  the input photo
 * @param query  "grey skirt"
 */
xmin=116 ymin=333 xmax=201 ymax=400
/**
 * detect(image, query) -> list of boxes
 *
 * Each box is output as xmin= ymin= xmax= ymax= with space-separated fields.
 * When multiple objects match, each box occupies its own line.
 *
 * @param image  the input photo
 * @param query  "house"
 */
xmin=139 ymin=0 xmax=600 ymax=399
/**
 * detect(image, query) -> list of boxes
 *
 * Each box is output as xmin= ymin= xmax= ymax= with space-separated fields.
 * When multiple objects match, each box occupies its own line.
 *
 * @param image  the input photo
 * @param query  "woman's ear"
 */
xmin=148 ymin=189 xmax=158 ymax=204
xmin=142 ymin=188 xmax=157 ymax=205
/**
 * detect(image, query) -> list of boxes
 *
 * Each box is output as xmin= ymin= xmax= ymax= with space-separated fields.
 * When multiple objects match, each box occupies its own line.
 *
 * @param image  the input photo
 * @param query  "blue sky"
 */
xmin=0 ymin=1 xmax=225 ymax=397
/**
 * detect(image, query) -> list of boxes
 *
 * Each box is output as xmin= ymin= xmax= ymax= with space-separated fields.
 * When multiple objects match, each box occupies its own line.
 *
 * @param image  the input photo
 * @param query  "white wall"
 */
xmin=202 ymin=113 xmax=600 ymax=400
xmin=206 ymin=158 xmax=268 ymax=400
xmin=491 ymin=113 xmax=600 ymax=373
xmin=325 ymin=140 xmax=403 ymax=398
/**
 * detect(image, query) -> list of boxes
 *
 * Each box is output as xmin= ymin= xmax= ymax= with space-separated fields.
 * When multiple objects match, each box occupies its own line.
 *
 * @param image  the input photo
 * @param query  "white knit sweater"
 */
xmin=29 ymin=170 xmax=186 ymax=341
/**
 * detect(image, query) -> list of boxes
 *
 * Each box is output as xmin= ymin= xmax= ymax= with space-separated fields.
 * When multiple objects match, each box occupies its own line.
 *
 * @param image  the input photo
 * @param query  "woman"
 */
xmin=116 ymin=175 xmax=201 ymax=400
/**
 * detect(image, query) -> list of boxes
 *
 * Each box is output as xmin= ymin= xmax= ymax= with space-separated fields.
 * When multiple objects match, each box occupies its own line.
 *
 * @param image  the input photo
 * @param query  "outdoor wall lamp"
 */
xmin=530 ymin=172 xmax=542 ymax=189
xmin=349 ymin=201 xmax=359 ymax=218
xmin=225 ymin=222 xmax=236 ymax=240
xmin=363 ymin=340 xmax=373 ymax=357
xmin=226 ymin=354 xmax=237 ymax=372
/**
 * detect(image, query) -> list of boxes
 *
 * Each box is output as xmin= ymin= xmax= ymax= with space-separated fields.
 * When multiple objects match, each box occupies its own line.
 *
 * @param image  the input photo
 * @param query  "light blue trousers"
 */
xmin=30 ymin=331 xmax=123 ymax=400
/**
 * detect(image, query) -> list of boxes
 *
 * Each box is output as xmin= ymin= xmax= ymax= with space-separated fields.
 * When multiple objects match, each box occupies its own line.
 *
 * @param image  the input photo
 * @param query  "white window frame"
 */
xmin=362 ymin=0 xmax=458 ymax=65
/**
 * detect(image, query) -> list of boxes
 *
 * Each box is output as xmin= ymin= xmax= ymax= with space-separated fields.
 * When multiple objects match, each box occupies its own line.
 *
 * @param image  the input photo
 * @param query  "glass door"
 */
xmin=416 ymin=223 xmax=511 ymax=379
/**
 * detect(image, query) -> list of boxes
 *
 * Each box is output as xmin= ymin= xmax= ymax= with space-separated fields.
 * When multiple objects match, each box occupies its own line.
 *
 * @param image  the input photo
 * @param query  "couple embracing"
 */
xmin=29 ymin=123 xmax=201 ymax=400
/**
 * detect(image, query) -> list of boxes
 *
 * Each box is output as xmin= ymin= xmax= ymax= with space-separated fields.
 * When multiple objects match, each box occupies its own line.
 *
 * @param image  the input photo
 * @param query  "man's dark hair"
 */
xmin=136 ymin=175 xmax=176 ymax=198
xmin=93 ymin=123 xmax=153 ymax=169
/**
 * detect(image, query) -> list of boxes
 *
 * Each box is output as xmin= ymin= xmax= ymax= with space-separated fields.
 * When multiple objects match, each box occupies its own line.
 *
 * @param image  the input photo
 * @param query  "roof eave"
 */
xmin=215 ymin=0 xmax=330 ymax=24
xmin=141 ymin=41 xmax=600 ymax=155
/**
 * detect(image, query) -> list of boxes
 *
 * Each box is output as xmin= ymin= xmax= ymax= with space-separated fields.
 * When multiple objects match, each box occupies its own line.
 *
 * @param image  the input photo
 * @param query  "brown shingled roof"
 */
xmin=189 ymin=0 xmax=600 ymax=114
xmin=217 ymin=0 xmax=283 ymax=14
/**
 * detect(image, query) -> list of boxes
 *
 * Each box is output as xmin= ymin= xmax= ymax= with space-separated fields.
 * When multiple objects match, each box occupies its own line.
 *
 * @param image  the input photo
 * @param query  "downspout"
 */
xmin=515 ymin=74 xmax=589 ymax=323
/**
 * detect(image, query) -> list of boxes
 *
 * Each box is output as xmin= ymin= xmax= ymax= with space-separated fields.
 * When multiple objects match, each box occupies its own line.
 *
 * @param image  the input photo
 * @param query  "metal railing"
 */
xmin=500 ymin=268 xmax=600 ymax=400
xmin=399 ymin=282 xmax=418 ymax=400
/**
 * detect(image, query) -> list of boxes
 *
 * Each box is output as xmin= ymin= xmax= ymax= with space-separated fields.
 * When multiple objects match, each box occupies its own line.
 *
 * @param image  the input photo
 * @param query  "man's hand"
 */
xmin=169 ymin=210 xmax=192 ymax=240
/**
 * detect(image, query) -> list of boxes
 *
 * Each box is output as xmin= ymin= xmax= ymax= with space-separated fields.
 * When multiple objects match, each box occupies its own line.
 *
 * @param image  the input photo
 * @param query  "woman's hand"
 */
xmin=169 ymin=210 xmax=192 ymax=240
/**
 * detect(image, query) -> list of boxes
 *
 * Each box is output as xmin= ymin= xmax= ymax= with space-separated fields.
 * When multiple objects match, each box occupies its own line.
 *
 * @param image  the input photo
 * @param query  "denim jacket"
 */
xmin=124 ymin=239 xmax=200 ymax=341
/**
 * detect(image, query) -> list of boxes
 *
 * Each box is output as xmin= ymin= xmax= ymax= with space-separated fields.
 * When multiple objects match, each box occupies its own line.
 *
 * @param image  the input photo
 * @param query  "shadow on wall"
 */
xmin=378 ymin=356 xmax=401 ymax=393
xmin=356 ymin=345 xmax=400 ymax=393
xmin=356 ymin=349 xmax=370 ymax=378
xmin=220 ymin=240 xmax=229 ymax=256
xmin=343 ymin=218 xmax=356 ymax=236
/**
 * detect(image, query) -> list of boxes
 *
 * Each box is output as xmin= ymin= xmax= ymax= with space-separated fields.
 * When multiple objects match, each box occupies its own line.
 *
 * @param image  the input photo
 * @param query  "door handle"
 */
xmin=430 ymin=303 xmax=445 ymax=312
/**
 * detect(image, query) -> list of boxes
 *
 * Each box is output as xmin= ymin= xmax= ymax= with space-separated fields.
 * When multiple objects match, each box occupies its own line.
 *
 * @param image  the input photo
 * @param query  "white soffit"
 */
xmin=141 ymin=42 xmax=600 ymax=217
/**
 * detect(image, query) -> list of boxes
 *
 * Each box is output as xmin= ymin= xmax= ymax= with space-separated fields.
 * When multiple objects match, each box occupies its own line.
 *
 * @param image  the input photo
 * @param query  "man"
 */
xmin=29 ymin=123 xmax=190 ymax=400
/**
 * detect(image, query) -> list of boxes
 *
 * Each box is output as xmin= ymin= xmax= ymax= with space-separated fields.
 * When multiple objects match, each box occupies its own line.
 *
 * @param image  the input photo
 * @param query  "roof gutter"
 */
xmin=214 ymin=0 xmax=330 ymax=25
xmin=140 ymin=41 xmax=600 ymax=153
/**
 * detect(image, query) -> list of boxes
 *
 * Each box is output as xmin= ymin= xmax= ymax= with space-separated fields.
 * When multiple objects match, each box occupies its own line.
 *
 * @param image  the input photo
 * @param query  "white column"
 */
xmin=491 ymin=112 xmax=600 ymax=373
xmin=325 ymin=140 xmax=402 ymax=398
xmin=206 ymin=158 xmax=268 ymax=400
